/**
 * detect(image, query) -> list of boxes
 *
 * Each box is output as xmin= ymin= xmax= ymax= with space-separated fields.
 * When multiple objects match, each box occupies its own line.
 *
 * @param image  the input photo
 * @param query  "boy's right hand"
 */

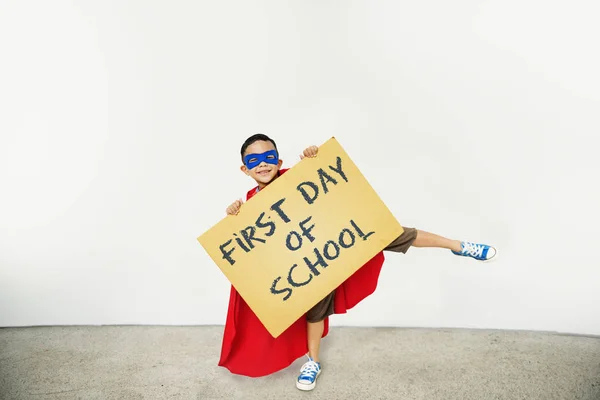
xmin=226 ymin=199 xmax=243 ymax=216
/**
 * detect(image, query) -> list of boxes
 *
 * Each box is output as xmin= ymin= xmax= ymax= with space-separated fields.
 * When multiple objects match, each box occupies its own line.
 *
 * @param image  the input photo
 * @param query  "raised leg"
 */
xmin=385 ymin=228 xmax=497 ymax=261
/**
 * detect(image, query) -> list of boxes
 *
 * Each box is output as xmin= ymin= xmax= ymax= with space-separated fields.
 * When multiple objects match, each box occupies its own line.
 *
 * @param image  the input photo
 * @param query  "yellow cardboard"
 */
xmin=197 ymin=137 xmax=404 ymax=338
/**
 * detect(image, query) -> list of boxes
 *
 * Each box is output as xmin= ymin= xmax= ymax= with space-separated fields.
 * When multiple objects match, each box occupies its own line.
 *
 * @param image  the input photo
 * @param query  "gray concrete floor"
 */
xmin=1 ymin=326 xmax=599 ymax=400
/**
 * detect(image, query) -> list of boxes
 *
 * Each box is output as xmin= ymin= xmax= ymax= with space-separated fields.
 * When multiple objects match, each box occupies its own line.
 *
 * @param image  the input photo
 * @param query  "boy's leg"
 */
xmin=307 ymin=321 xmax=324 ymax=362
xmin=412 ymin=230 xmax=462 ymax=252
xmin=305 ymin=291 xmax=334 ymax=361
xmin=296 ymin=292 xmax=334 ymax=391
xmin=385 ymin=227 xmax=496 ymax=260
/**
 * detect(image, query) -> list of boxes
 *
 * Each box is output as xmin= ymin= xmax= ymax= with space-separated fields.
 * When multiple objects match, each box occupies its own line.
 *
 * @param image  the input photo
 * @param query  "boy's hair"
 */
xmin=240 ymin=134 xmax=278 ymax=161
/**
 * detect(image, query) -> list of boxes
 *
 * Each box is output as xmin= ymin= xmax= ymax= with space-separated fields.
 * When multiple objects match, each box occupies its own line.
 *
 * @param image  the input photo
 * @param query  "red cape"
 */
xmin=218 ymin=168 xmax=385 ymax=377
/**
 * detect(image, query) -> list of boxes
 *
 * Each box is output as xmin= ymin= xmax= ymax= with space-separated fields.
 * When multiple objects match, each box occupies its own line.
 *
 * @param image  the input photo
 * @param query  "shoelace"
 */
xmin=462 ymin=242 xmax=484 ymax=258
xmin=299 ymin=361 xmax=319 ymax=379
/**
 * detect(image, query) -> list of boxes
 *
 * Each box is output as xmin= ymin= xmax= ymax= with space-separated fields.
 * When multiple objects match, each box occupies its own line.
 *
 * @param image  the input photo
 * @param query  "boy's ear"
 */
xmin=240 ymin=165 xmax=250 ymax=175
xmin=278 ymin=159 xmax=283 ymax=168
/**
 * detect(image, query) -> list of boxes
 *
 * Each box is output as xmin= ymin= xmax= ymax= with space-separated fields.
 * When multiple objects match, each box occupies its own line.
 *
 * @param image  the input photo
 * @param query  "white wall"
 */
xmin=1 ymin=0 xmax=599 ymax=335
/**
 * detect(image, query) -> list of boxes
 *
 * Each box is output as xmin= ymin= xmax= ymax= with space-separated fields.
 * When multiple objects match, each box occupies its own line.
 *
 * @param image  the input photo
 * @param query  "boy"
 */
xmin=220 ymin=134 xmax=496 ymax=391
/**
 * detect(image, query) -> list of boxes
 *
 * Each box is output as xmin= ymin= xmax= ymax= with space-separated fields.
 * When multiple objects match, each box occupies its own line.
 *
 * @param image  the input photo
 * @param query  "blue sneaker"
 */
xmin=452 ymin=241 xmax=497 ymax=261
xmin=296 ymin=356 xmax=321 ymax=391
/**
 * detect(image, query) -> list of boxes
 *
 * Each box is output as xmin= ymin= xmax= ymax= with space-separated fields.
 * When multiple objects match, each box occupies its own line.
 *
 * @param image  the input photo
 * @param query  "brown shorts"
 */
xmin=305 ymin=227 xmax=418 ymax=323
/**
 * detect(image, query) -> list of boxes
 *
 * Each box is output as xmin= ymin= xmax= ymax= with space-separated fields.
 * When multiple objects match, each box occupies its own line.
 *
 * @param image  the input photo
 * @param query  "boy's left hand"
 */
xmin=300 ymin=145 xmax=318 ymax=159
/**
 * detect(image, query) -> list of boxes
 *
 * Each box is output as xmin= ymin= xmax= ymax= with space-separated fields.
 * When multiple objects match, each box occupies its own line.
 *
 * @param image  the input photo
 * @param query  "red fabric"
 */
xmin=218 ymin=168 xmax=385 ymax=377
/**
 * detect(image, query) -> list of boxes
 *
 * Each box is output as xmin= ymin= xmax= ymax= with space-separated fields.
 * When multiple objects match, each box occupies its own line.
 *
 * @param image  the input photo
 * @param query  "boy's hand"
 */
xmin=226 ymin=199 xmax=243 ymax=216
xmin=300 ymin=145 xmax=318 ymax=159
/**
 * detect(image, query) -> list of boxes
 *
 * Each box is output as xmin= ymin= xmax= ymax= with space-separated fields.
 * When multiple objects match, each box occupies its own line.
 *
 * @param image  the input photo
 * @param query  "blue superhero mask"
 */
xmin=244 ymin=149 xmax=279 ymax=170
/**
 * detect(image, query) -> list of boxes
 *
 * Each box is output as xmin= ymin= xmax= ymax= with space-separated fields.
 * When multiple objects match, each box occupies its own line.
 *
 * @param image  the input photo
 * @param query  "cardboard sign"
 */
xmin=197 ymin=137 xmax=403 ymax=338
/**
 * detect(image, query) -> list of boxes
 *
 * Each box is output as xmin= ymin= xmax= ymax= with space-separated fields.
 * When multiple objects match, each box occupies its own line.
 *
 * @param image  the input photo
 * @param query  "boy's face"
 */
xmin=241 ymin=140 xmax=282 ymax=186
